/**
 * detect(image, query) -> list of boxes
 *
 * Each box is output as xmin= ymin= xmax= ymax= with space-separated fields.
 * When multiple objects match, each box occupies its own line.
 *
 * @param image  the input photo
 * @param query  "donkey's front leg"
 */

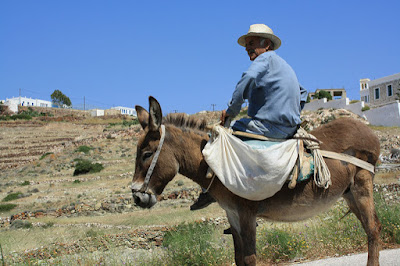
xmin=227 ymin=209 xmax=258 ymax=266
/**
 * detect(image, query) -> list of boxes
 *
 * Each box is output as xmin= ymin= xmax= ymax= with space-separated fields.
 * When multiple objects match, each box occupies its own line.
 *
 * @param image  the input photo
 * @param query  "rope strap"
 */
xmin=294 ymin=128 xmax=331 ymax=189
xmin=141 ymin=125 xmax=166 ymax=193
xmin=319 ymin=150 xmax=375 ymax=173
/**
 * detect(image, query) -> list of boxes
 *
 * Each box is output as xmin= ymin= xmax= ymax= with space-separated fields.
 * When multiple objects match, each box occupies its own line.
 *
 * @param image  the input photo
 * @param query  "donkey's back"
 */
xmin=311 ymin=117 xmax=380 ymax=163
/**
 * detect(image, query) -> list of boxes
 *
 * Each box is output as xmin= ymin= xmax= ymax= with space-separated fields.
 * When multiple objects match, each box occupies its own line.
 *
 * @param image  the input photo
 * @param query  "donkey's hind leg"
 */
xmin=343 ymin=169 xmax=381 ymax=266
xmin=226 ymin=209 xmax=257 ymax=266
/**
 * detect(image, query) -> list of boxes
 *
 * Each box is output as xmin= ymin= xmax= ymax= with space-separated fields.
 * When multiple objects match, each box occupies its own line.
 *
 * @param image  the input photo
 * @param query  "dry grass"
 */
xmin=375 ymin=170 xmax=400 ymax=184
xmin=1 ymin=117 xmax=399 ymax=265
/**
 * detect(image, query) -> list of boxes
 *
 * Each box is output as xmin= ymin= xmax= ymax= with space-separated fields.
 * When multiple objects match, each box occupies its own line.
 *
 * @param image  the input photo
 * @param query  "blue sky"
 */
xmin=1 ymin=0 xmax=399 ymax=114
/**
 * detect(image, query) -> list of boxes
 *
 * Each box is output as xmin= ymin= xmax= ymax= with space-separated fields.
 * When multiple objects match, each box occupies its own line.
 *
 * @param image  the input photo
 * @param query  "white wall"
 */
xmin=91 ymin=109 xmax=105 ymax=117
xmin=5 ymin=102 xmax=18 ymax=113
xmin=303 ymin=98 xmax=364 ymax=116
xmin=363 ymin=101 xmax=400 ymax=127
xmin=303 ymin=98 xmax=400 ymax=127
xmin=4 ymin=97 xmax=52 ymax=113
xmin=111 ymin=106 xmax=137 ymax=116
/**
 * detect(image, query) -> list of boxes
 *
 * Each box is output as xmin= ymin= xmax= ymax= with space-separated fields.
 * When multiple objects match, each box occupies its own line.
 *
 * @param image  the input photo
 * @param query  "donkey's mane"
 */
xmin=163 ymin=113 xmax=207 ymax=131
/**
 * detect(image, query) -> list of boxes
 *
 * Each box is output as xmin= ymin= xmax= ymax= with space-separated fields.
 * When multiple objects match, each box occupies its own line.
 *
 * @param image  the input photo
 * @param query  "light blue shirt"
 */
xmin=227 ymin=51 xmax=302 ymax=134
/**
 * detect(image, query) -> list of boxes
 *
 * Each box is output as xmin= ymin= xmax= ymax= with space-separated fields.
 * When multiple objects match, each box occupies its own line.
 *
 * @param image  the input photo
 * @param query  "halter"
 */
xmin=139 ymin=125 xmax=166 ymax=193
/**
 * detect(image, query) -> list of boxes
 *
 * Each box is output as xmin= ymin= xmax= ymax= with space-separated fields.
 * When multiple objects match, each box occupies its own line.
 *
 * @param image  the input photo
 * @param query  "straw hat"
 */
xmin=237 ymin=24 xmax=281 ymax=50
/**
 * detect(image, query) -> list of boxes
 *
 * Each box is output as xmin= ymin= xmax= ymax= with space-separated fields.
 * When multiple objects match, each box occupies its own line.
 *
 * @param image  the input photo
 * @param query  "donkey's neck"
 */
xmin=168 ymin=126 xmax=211 ymax=189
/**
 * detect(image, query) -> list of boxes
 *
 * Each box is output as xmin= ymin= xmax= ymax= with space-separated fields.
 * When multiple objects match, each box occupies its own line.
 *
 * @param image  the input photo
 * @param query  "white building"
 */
xmin=90 ymin=109 xmax=105 ymax=117
xmin=111 ymin=106 xmax=137 ymax=116
xmin=3 ymin=96 xmax=52 ymax=113
xmin=360 ymin=73 xmax=400 ymax=107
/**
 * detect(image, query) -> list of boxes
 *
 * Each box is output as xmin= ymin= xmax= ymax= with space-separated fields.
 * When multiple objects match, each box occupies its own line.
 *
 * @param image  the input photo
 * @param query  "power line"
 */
xmin=211 ymin=104 xmax=216 ymax=111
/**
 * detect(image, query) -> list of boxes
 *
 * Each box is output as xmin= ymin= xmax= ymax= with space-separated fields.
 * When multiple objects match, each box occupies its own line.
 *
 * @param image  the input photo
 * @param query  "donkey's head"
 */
xmin=131 ymin=97 xmax=179 ymax=208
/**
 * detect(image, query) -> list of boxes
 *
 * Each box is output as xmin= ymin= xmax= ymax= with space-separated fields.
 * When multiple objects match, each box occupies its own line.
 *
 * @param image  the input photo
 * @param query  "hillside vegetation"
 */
xmin=0 ymin=108 xmax=399 ymax=265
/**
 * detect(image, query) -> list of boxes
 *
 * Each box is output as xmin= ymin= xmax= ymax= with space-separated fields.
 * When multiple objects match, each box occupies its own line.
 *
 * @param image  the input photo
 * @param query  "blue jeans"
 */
xmin=231 ymin=118 xmax=297 ymax=139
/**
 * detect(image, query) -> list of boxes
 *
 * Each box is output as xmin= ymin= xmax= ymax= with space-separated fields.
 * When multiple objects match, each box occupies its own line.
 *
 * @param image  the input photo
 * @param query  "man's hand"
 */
xmin=220 ymin=110 xmax=230 ymax=126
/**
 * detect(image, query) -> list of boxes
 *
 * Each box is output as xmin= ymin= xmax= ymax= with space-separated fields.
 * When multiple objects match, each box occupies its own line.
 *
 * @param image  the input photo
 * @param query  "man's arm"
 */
xmin=299 ymin=85 xmax=308 ymax=110
xmin=226 ymin=72 xmax=256 ymax=118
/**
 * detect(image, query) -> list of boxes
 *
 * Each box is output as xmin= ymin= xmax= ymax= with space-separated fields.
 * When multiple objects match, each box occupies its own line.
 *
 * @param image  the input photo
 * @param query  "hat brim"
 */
xmin=237 ymin=33 xmax=281 ymax=50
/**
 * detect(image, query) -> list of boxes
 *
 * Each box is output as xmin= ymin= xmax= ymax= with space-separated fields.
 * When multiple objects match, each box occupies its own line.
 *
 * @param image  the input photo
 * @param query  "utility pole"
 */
xmin=19 ymin=88 xmax=21 ymax=105
xmin=211 ymin=104 xmax=216 ymax=112
xmin=84 ymin=96 xmax=85 ymax=111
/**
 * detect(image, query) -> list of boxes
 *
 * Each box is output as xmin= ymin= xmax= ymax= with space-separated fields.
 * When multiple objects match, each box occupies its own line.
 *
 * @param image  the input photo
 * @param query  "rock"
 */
xmin=94 ymin=202 xmax=102 ymax=210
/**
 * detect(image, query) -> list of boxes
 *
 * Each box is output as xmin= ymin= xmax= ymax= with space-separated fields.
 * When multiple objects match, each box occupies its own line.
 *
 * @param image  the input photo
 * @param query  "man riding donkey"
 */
xmin=190 ymin=24 xmax=308 ymax=222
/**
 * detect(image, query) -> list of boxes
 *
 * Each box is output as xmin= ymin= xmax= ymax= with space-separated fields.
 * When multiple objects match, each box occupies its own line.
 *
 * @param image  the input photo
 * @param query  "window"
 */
xmin=374 ymin=88 xmax=380 ymax=100
xmin=387 ymin=84 xmax=393 ymax=97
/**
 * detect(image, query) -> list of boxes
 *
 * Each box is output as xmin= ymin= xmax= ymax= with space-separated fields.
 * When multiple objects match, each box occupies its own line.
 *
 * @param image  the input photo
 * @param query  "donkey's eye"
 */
xmin=142 ymin=151 xmax=153 ymax=161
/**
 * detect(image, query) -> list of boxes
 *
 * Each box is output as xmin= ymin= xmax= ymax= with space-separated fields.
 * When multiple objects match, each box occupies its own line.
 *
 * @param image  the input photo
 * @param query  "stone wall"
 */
xmin=368 ymin=77 xmax=400 ymax=107
xmin=18 ymin=105 xmax=89 ymax=117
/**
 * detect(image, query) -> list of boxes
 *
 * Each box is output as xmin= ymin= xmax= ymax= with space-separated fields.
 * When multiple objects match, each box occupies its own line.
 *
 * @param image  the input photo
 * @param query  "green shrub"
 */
xmin=76 ymin=145 xmax=93 ymax=154
xmin=73 ymin=179 xmax=81 ymax=184
xmin=19 ymin=181 xmax=30 ymax=186
xmin=86 ymin=229 xmax=100 ymax=238
xmin=313 ymin=90 xmax=332 ymax=101
xmin=375 ymin=193 xmax=400 ymax=243
xmin=163 ymin=222 xmax=229 ymax=265
xmin=362 ymin=105 xmax=370 ymax=112
xmin=73 ymin=159 xmax=104 ymax=176
xmin=0 ymin=113 xmax=28 ymax=120
xmin=11 ymin=113 xmax=32 ymax=120
xmin=0 ymin=203 xmax=17 ymax=212
xmin=257 ymin=227 xmax=306 ymax=262
xmin=2 ymin=192 xmax=23 ymax=202
xmin=108 ymin=119 xmax=139 ymax=128
xmin=10 ymin=220 xmax=33 ymax=229
xmin=42 ymin=222 xmax=54 ymax=228
xmin=122 ymin=119 xmax=139 ymax=127
xmin=40 ymin=152 xmax=53 ymax=160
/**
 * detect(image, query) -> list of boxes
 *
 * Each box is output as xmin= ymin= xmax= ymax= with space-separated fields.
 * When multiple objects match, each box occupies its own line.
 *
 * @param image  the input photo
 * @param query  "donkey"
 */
xmin=131 ymin=96 xmax=381 ymax=266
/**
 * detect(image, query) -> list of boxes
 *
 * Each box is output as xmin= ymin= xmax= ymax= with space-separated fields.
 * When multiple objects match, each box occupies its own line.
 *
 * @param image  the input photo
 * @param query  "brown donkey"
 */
xmin=131 ymin=97 xmax=381 ymax=266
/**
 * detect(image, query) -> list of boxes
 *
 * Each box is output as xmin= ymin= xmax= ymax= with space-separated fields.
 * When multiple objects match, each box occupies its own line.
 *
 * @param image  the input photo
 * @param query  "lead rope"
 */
xmin=294 ymin=127 xmax=331 ymax=189
xmin=140 ymin=125 xmax=166 ymax=193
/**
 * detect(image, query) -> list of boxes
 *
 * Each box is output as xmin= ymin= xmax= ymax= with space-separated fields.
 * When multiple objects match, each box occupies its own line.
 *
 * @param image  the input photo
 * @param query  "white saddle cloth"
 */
xmin=202 ymin=126 xmax=298 ymax=201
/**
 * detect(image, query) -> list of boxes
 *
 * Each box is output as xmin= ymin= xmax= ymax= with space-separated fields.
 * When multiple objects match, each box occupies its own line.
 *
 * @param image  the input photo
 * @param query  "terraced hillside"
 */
xmin=0 ymin=121 xmax=106 ymax=170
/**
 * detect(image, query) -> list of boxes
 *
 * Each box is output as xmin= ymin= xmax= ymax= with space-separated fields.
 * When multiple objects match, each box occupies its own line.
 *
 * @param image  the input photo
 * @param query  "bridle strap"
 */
xmin=140 ymin=125 xmax=166 ymax=193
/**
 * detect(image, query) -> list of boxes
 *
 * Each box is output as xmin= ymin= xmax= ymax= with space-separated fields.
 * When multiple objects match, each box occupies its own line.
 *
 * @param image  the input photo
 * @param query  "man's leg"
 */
xmin=190 ymin=188 xmax=216 ymax=211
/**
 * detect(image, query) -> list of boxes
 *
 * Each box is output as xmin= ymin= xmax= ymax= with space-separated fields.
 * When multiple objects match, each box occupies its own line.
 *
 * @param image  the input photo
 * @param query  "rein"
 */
xmin=140 ymin=125 xmax=166 ymax=193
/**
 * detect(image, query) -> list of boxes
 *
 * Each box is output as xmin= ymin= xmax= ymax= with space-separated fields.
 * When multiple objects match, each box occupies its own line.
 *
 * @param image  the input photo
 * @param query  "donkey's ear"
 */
xmin=148 ymin=96 xmax=162 ymax=132
xmin=135 ymin=105 xmax=149 ymax=130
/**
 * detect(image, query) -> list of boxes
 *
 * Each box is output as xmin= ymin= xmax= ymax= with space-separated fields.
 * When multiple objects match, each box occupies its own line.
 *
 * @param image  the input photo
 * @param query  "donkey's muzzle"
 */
xmin=132 ymin=191 xmax=157 ymax=209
